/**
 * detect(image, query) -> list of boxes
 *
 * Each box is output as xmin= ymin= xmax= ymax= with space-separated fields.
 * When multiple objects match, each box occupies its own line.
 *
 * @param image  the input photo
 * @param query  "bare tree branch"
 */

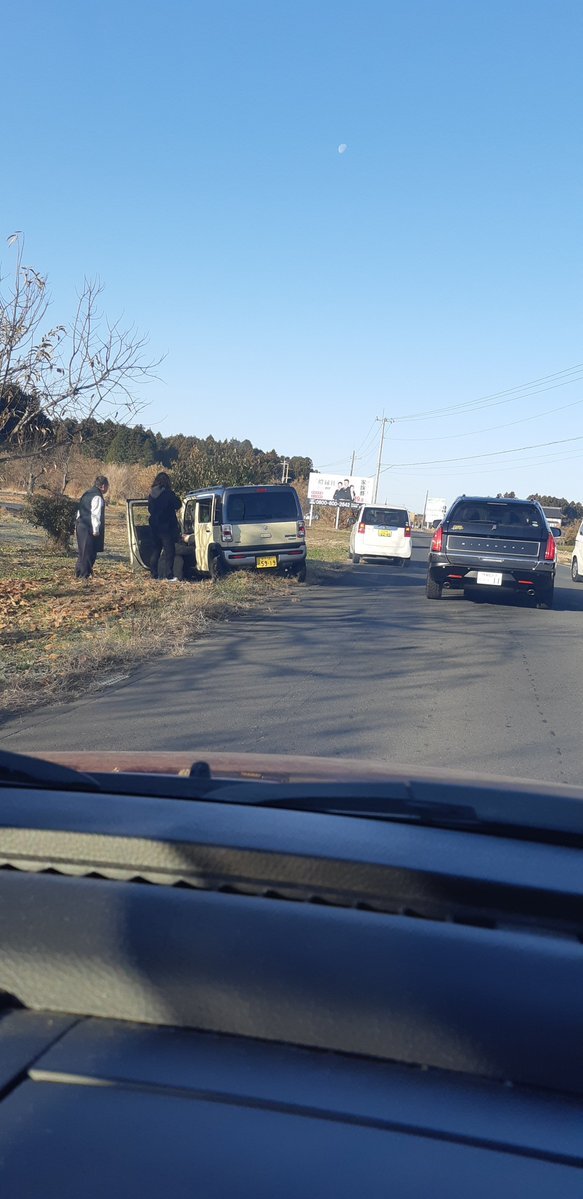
xmin=0 ymin=234 xmax=164 ymax=464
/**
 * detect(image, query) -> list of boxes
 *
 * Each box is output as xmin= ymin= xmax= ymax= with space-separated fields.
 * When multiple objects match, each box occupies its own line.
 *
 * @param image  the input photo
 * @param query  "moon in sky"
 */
xmin=337 ymin=143 xmax=347 ymax=154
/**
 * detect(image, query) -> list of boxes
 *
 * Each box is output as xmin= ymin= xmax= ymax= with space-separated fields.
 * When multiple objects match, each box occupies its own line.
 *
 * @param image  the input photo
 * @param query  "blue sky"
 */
xmin=3 ymin=0 xmax=582 ymax=510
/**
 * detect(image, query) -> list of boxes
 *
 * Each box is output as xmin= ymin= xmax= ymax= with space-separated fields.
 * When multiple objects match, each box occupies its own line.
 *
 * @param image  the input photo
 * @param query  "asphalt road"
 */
xmin=2 ymin=535 xmax=583 ymax=784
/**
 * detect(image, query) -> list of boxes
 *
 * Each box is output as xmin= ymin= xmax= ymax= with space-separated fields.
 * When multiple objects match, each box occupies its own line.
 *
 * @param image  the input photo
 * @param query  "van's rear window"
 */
xmin=362 ymin=508 xmax=408 ymax=527
xmin=225 ymin=491 xmax=298 ymax=523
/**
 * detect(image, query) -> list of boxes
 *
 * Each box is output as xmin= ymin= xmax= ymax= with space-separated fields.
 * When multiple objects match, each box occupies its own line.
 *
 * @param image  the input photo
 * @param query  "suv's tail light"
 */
xmin=544 ymin=534 xmax=557 ymax=561
xmin=221 ymin=524 xmax=233 ymax=543
xmin=358 ymin=521 xmax=366 ymax=534
xmin=431 ymin=525 xmax=444 ymax=552
xmin=297 ymin=520 xmax=305 ymax=537
xmin=404 ymin=524 xmax=411 ymax=538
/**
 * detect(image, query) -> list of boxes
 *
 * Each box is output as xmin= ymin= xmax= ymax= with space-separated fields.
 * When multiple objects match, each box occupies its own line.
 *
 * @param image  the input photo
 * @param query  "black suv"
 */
xmin=426 ymin=496 xmax=559 ymax=608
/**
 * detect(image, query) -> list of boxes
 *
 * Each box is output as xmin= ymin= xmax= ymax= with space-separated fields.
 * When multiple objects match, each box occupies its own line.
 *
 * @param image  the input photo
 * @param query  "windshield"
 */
xmin=1 ymin=2 xmax=582 ymax=827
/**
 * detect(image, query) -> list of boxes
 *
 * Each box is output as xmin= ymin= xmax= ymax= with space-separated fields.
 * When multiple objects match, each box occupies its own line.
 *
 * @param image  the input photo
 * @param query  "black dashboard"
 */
xmin=0 ymin=775 xmax=582 ymax=1195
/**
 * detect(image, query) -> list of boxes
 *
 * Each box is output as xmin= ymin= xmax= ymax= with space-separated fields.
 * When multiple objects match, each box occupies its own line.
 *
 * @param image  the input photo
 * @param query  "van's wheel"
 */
xmin=294 ymin=563 xmax=307 ymax=583
xmin=426 ymin=574 xmax=442 ymax=599
xmin=209 ymin=552 xmax=225 ymax=582
xmin=571 ymin=557 xmax=581 ymax=582
xmin=352 ymin=554 xmax=361 ymax=564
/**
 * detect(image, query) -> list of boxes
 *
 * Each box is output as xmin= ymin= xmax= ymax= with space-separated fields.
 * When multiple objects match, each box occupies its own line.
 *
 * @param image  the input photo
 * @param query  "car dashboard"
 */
xmin=0 ymin=765 xmax=582 ymax=1196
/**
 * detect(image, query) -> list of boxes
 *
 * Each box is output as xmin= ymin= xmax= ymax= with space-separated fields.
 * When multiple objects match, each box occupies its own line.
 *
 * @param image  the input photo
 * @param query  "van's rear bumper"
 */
xmin=222 ymin=543 xmax=307 ymax=571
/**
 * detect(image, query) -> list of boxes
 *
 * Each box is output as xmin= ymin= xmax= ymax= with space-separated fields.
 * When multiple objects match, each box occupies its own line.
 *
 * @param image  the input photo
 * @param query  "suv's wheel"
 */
xmin=571 ymin=556 xmax=581 ymax=583
xmin=535 ymin=580 xmax=554 ymax=609
xmin=426 ymin=573 xmax=442 ymax=599
xmin=294 ymin=563 xmax=307 ymax=583
xmin=209 ymin=551 xmax=226 ymax=582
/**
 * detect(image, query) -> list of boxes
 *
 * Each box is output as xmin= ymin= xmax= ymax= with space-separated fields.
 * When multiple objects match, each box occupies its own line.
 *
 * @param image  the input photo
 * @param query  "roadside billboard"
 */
xmin=424 ymin=497 xmax=448 ymax=524
xmin=308 ymin=473 xmax=374 ymax=508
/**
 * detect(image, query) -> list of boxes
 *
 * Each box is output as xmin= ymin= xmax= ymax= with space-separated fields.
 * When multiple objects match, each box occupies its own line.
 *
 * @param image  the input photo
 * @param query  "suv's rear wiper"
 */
xmin=0 ymin=749 xmax=101 ymax=793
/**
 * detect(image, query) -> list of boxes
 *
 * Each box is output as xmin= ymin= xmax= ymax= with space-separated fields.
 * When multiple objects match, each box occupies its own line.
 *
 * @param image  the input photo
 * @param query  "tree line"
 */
xmin=497 ymin=491 xmax=583 ymax=522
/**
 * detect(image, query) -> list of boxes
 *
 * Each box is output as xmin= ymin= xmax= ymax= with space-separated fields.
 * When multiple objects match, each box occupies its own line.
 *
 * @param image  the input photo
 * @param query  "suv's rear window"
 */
xmin=362 ymin=507 xmax=408 ymax=527
xmin=225 ymin=490 xmax=298 ymax=523
xmin=449 ymin=501 xmax=542 ymax=533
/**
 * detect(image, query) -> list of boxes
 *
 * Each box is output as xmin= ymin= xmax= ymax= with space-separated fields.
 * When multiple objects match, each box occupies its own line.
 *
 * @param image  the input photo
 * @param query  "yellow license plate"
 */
xmin=378 ymin=530 xmax=392 ymax=537
xmin=256 ymin=556 xmax=278 ymax=568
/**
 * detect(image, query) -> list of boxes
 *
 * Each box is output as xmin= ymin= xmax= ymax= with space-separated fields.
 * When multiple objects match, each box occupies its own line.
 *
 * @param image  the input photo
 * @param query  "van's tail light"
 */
xmin=297 ymin=520 xmax=305 ymax=537
xmin=404 ymin=524 xmax=411 ymax=538
xmin=358 ymin=521 xmax=366 ymax=534
xmin=221 ymin=524 xmax=233 ymax=543
xmin=544 ymin=534 xmax=556 ymax=561
xmin=431 ymin=525 xmax=444 ymax=552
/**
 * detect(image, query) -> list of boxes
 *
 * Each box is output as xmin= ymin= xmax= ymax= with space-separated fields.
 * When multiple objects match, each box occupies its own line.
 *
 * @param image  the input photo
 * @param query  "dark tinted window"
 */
xmin=225 ymin=490 xmax=298 ymax=523
xmin=362 ymin=507 xmax=408 ymax=527
xmin=449 ymin=501 xmax=542 ymax=532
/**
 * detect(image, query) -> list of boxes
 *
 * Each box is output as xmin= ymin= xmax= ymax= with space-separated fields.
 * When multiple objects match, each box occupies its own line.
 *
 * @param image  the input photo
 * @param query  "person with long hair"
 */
xmin=147 ymin=472 xmax=182 ymax=580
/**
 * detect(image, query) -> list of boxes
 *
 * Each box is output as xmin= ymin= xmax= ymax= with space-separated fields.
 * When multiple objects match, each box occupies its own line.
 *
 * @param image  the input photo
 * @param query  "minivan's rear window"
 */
xmin=362 ymin=507 xmax=408 ymax=527
xmin=449 ymin=502 xmax=542 ymax=532
xmin=225 ymin=490 xmax=298 ymax=523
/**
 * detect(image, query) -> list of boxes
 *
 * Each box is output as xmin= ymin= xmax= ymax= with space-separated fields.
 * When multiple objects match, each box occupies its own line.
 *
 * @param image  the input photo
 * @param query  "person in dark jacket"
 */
xmin=148 ymin=472 xmax=182 ymax=580
xmin=75 ymin=476 xmax=109 ymax=580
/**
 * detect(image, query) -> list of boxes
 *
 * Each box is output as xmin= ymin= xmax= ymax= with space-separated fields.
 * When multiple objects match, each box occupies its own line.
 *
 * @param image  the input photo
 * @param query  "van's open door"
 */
xmin=126 ymin=500 xmax=152 ymax=572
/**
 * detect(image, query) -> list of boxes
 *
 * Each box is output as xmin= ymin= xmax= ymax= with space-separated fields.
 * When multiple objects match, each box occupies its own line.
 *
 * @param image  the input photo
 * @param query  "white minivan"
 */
xmin=349 ymin=504 xmax=412 ymax=565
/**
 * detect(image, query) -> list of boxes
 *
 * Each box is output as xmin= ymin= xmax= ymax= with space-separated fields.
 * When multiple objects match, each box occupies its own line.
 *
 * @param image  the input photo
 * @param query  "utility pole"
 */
xmin=280 ymin=458 xmax=289 ymax=483
xmin=349 ymin=449 xmax=355 ymax=475
xmin=373 ymin=417 xmax=391 ymax=503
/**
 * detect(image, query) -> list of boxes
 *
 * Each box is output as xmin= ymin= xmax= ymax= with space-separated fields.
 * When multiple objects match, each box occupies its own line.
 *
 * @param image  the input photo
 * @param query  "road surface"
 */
xmin=2 ymin=535 xmax=583 ymax=784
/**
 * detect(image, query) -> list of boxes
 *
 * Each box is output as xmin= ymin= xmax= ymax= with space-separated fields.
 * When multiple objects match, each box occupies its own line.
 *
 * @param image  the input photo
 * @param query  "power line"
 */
xmin=391 ymin=363 xmax=583 ymax=424
xmin=381 ymin=431 xmax=583 ymax=471
xmin=390 ymin=393 xmax=583 ymax=442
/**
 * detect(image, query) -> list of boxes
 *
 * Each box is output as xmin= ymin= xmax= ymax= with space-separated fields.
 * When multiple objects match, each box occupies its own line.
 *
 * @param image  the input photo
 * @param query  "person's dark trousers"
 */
xmin=173 ymin=543 xmax=196 ymax=581
xmin=150 ymin=532 xmax=177 ymax=579
xmin=75 ymin=521 xmax=97 ymax=579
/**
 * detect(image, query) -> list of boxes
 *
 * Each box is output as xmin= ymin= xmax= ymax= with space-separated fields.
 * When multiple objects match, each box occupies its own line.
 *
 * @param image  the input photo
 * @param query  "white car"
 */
xmin=349 ymin=504 xmax=412 ymax=565
xmin=571 ymin=520 xmax=583 ymax=582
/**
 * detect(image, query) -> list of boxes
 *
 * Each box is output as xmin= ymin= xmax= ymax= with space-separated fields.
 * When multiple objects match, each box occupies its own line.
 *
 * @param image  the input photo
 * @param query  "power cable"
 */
xmin=392 ymin=364 xmax=583 ymax=423
xmin=380 ymin=431 xmax=583 ymax=471
xmin=390 ymin=393 xmax=583 ymax=442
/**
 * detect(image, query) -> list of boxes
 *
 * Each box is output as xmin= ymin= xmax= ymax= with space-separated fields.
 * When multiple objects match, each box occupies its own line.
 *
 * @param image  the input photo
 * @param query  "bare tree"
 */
xmin=0 ymin=233 xmax=163 ymax=466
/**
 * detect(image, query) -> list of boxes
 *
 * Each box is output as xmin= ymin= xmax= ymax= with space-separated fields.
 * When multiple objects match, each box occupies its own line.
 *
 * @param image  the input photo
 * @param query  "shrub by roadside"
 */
xmin=24 ymin=493 xmax=78 ymax=550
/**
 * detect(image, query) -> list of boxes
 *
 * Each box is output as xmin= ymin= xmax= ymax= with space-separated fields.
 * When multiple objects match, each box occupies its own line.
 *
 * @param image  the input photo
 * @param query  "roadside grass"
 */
xmin=0 ymin=504 xmax=347 ymax=717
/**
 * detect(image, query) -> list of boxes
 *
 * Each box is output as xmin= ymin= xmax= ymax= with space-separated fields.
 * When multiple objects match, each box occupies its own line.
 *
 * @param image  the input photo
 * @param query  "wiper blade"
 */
xmin=0 ymin=750 xmax=101 ymax=793
xmin=197 ymin=781 xmax=479 ymax=826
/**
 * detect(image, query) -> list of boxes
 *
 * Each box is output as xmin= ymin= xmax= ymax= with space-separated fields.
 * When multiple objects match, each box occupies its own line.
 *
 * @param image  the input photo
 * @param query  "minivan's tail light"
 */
xmin=431 ymin=525 xmax=444 ymax=552
xmin=221 ymin=524 xmax=233 ymax=543
xmin=544 ymin=534 xmax=557 ymax=561
xmin=404 ymin=524 xmax=411 ymax=538
xmin=358 ymin=521 xmax=366 ymax=534
xmin=297 ymin=520 xmax=305 ymax=537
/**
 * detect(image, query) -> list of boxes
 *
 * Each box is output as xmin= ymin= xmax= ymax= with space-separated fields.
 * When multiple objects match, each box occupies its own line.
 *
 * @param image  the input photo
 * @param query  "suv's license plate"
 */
xmin=257 ymin=556 xmax=278 ymax=569
xmin=477 ymin=571 xmax=502 ymax=586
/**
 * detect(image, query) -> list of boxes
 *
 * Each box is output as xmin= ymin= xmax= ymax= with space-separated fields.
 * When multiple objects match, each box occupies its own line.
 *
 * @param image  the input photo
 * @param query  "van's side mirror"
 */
xmin=550 ymin=526 xmax=561 ymax=537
